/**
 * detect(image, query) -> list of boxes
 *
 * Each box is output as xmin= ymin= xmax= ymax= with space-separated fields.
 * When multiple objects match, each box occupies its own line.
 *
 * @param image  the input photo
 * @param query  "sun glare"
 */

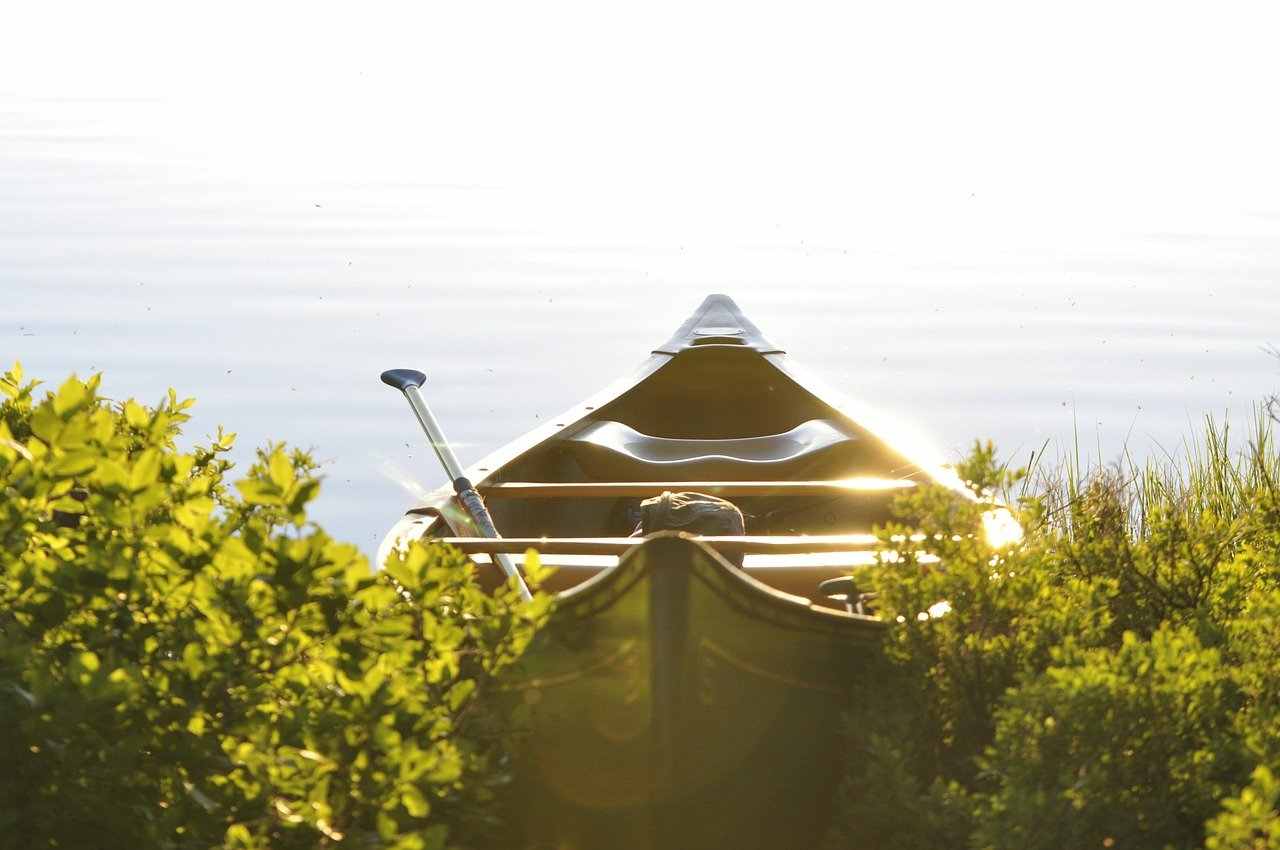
xmin=833 ymin=477 xmax=918 ymax=491
xmin=982 ymin=508 xmax=1024 ymax=549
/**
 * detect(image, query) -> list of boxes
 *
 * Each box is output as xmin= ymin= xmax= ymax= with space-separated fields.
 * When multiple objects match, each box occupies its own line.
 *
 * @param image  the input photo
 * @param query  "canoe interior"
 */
xmin=461 ymin=343 xmax=927 ymax=603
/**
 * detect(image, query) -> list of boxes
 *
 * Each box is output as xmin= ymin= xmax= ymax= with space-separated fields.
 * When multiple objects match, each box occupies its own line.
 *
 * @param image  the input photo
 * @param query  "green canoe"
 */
xmin=378 ymin=295 xmax=972 ymax=849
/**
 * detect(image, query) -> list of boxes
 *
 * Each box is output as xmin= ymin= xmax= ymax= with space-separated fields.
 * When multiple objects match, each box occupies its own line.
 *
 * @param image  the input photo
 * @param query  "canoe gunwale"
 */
xmin=552 ymin=532 xmax=886 ymax=638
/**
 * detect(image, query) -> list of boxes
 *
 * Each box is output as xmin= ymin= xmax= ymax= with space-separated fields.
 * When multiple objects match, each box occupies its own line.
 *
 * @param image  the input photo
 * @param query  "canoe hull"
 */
xmin=500 ymin=534 xmax=883 ymax=850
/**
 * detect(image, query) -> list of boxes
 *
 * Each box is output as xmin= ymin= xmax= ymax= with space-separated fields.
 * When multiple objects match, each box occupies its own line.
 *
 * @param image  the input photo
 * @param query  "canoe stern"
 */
xmin=500 ymin=533 xmax=882 ymax=850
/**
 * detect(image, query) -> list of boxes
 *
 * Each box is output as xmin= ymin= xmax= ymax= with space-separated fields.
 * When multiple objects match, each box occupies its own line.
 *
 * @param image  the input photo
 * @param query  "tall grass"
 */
xmin=825 ymin=403 xmax=1280 ymax=850
xmin=1031 ymin=407 xmax=1279 ymax=543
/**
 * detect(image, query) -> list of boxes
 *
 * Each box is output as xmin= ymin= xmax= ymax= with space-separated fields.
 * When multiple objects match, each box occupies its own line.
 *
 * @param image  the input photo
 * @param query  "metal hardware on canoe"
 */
xmin=433 ymin=533 xmax=886 ymax=556
xmin=379 ymin=368 xmax=533 ymax=601
xmin=477 ymin=479 xmax=917 ymax=499
xmin=818 ymin=576 xmax=880 ymax=616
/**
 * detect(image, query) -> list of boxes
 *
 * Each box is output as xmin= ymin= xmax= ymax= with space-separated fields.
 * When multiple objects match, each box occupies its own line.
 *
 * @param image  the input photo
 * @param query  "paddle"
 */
xmin=380 ymin=368 xmax=533 ymax=601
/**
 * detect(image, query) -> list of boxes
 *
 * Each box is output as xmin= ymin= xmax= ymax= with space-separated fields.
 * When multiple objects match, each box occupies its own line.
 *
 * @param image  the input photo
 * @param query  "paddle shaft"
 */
xmin=401 ymin=384 xmax=466 ymax=480
xmin=392 ymin=380 xmax=532 ymax=601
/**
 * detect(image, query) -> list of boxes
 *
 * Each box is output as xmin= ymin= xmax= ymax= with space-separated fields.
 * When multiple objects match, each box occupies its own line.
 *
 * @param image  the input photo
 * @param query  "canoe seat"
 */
xmin=563 ymin=419 xmax=857 ymax=471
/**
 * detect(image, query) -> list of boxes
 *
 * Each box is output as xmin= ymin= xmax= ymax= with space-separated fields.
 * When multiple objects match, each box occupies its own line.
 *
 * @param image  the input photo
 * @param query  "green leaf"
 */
xmin=0 ymin=360 xmax=23 ymax=399
xmin=52 ymin=377 xmax=89 ymax=417
xmin=372 ymin=616 xmax=413 ymax=638
xmin=235 ymin=478 xmax=283 ymax=506
xmin=268 ymin=449 xmax=294 ymax=490
xmin=92 ymin=458 xmax=129 ymax=489
xmin=29 ymin=405 xmax=63 ymax=444
xmin=182 ymin=643 xmax=206 ymax=677
xmin=122 ymin=400 xmax=149 ymax=429
xmin=213 ymin=538 xmax=256 ymax=579
xmin=287 ymin=479 xmax=321 ymax=518
xmin=213 ymin=427 xmax=237 ymax=451
xmin=224 ymin=824 xmax=254 ymax=847
xmin=522 ymin=547 xmax=557 ymax=588
xmin=52 ymin=450 xmax=97 ymax=479
xmin=446 ymin=679 xmax=476 ymax=712
xmin=128 ymin=448 xmax=162 ymax=491
xmin=401 ymin=786 xmax=430 ymax=818
xmin=377 ymin=812 xmax=399 ymax=841
xmin=50 ymin=495 xmax=87 ymax=514
xmin=174 ymin=496 xmax=213 ymax=531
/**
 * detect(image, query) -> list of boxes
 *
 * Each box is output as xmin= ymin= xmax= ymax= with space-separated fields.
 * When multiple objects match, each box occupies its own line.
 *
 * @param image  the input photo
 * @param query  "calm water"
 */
xmin=5 ymin=5 xmax=1279 ymax=552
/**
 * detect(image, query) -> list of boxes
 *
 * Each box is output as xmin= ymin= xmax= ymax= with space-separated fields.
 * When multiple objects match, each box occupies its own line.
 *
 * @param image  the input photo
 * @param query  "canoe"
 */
xmin=378 ymin=294 xmax=971 ymax=850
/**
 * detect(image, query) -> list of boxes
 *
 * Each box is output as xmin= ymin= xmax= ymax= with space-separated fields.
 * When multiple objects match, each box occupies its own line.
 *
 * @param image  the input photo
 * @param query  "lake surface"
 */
xmin=4 ymin=4 xmax=1279 ymax=552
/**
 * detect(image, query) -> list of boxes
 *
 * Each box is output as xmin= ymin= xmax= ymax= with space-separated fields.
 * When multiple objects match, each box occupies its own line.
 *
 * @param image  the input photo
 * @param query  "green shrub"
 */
xmin=0 ymin=364 xmax=550 ymax=850
xmin=1206 ymin=766 xmax=1280 ymax=850
xmin=826 ymin=420 xmax=1280 ymax=850
xmin=976 ymin=627 xmax=1247 ymax=850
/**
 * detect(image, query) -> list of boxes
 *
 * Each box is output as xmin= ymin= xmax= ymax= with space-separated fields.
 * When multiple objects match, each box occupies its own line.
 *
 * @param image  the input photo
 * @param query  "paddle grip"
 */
xmin=456 ymin=487 xmax=500 ymax=538
xmin=455 ymin=486 xmax=533 ymax=601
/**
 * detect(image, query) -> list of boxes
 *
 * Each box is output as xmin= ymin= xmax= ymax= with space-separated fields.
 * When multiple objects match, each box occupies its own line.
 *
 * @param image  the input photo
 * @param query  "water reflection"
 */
xmin=4 ymin=81 xmax=1277 ymax=553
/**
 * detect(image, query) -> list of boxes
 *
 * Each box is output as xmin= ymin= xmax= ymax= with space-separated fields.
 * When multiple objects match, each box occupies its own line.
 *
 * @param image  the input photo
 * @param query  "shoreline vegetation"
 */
xmin=826 ymin=412 xmax=1280 ymax=849
xmin=0 ymin=364 xmax=551 ymax=850
xmin=3 ymin=362 xmax=1278 ymax=849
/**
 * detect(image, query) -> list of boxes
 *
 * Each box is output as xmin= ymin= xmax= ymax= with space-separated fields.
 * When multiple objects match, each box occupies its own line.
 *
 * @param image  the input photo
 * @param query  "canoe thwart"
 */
xmin=478 ymin=478 xmax=917 ymax=499
xmin=434 ymin=533 xmax=881 ymax=556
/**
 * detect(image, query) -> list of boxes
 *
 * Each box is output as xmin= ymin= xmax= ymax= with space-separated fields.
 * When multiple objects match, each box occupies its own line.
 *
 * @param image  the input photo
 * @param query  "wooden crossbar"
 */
xmin=477 ymin=479 xmax=916 ymax=499
xmin=435 ymin=534 xmax=881 ymax=556
xmin=467 ymin=552 xmax=885 ymax=571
